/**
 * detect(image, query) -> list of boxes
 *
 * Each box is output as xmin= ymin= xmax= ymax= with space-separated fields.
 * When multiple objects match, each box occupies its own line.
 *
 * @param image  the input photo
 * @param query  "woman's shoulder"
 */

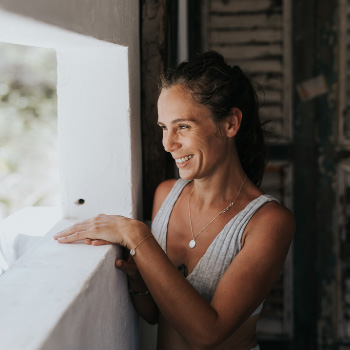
xmin=151 ymin=179 xmax=178 ymax=221
xmin=248 ymin=199 xmax=295 ymax=243
xmin=240 ymin=198 xmax=295 ymax=266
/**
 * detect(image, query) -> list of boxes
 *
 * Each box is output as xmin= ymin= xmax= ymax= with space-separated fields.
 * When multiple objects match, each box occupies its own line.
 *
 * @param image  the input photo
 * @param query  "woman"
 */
xmin=54 ymin=51 xmax=295 ymax=350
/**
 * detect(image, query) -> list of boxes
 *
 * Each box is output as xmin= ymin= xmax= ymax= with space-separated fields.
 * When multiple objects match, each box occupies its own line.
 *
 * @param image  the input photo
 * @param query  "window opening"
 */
xmin=0 ymin=42 xmax=59 ymax=220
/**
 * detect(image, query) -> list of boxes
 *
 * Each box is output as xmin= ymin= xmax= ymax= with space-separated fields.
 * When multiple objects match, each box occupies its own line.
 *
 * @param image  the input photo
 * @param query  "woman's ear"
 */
xmin=225 ymin=108 xmax=242 ymax=138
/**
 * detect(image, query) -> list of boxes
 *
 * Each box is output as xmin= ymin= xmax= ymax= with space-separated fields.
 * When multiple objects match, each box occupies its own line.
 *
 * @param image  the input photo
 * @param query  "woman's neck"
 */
xmin=190 ymin=157 xmax=247 ymax=210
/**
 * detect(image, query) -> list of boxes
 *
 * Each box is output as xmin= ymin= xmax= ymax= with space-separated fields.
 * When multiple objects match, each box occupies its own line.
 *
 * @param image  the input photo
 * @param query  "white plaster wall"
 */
xmin=0 ymin=216 xmax=137 ymax=350
xmin=0 ymin=9 xmax=137 ymax=219
xmin=57 ymin=46 xmax=132 ymax=218
xmin=0 ymin=0 xmax=142 ymax=219
xmin=0 ymin=6 xmax=141 ymax=350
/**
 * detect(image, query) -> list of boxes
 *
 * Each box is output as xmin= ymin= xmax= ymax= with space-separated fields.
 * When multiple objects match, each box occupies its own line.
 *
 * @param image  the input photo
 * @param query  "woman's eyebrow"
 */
xmin=157 ymin=118 xmax=197 ymax=125
xmin=172 ymin=118 xmax=197 ymax=124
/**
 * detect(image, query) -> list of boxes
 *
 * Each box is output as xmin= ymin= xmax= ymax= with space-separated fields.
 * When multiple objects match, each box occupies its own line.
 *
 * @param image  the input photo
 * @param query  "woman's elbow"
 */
xmin=187 ymin=339 xmax=221 ymax=350
xmin=141 ymin=310 xmax=159 ymax=325
xmin=185 ymin=330 xmax=226 ymax=350
xmin=145 ymin=315 xmax=159 ymax=325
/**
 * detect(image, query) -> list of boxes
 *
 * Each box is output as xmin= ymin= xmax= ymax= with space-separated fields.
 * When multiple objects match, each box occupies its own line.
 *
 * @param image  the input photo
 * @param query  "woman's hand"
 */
xmin=85 ymin=238 xmax=113 ymax=246
xmin=115 ymin=252 xmax=139 ymax=278
xmin=53 ymin=214 xmax=148 ymax=249
xmin=84 ymin=238 xmax=140 ymax=277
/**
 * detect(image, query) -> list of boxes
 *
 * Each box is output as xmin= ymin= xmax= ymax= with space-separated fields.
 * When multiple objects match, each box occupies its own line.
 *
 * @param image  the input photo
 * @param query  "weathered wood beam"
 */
xmin=140 ymin=0 xmax=167 ymax=220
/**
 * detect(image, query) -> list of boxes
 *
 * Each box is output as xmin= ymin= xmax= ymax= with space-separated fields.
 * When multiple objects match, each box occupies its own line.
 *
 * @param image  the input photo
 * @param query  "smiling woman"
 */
xmin=54 ymin=51 xmax=295 ymax=350
xmin=157 ymin=84 xmax=243 ymax=183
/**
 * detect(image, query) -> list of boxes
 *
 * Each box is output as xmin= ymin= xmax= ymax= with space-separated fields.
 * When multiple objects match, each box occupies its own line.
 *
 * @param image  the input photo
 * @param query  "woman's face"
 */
xmin=157 ymin=85 xmax=232 ymax=180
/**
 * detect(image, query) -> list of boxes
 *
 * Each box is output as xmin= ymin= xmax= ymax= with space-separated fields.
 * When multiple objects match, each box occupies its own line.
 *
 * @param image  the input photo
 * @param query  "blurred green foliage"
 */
xmin=0 ymin=42 xmax=59 ymax=219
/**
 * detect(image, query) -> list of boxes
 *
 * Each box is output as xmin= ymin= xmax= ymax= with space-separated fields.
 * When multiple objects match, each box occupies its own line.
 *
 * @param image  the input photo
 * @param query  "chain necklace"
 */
xmin=188 ymin=174 xmax=247 ymax=249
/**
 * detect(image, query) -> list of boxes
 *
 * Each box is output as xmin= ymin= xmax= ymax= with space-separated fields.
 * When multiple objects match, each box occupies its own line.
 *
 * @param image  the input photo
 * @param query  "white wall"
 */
xmin=0 ymin=1 xmax=142 ymax=219
xmin=0 ymin=216 xmax=138 ymax=350
xmin=0 ymin=4 xmax=141 ymax=349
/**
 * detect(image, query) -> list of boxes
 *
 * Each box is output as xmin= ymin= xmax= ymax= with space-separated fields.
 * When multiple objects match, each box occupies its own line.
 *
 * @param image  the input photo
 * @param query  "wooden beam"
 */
xmin=140 ymin=0 xmax=167 ymax=220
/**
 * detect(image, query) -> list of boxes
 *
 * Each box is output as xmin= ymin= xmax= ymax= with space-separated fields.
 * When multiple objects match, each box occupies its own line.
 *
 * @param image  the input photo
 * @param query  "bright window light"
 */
xmin=0 ymin=42 xmax=59 ymax=219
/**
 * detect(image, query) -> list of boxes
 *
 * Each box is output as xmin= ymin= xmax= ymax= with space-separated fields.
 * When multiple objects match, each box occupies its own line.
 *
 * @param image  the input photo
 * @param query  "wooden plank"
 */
xmin=209 ymin=29 xmax=283 ymax=44
xmin=227 ymin=59 xmax=283 ymax=73
xmin=140 ymin=0 xmax=168 ymax=220
xmin=203 ymin=0 xmax=291 ymax=143
xmin=337 ymin=164 xmax=350 ymax=340
xmin=262 ymin=119 xmax=283 ymax=136
xmin=343 ymin=8 xmax=350 ymax=145
xmin=210 ymin=0 xmax=280 ymax=13
xmin=209 ymin=14 xmax=282 ymax=29
xmin=252 ymin=75 xmax=283 ymax=90
xmin=257 ymin=161 xmax=293 ymax=337
xmin=212 ymin=44 xmax=282 ymax=60
xmin=260 ymin=105 xmax=283 ymax=119
xmin=188 ymin=0 xmax=203 ymax=57
xmin=258 ymin=90 xmax=283 ymax=104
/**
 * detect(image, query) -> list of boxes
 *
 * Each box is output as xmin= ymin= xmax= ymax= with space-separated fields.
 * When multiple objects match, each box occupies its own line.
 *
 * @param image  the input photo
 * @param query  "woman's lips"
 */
xmin=175 ymin=155 xmax=193 ymax=164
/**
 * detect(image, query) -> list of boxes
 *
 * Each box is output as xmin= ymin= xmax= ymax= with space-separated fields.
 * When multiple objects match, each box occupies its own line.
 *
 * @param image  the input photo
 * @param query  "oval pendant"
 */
xmin=189 ymin=239 xmax=196 ymax=249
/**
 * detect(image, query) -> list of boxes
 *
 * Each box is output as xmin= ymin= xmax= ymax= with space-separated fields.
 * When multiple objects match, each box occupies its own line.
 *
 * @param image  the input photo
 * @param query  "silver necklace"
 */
xmin=187 ymin=174 xmax=247 ymax=249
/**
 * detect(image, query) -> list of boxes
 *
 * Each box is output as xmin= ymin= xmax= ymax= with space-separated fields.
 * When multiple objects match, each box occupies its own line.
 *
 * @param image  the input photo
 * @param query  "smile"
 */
xmin=175 ymin=155 xmax=193 ymax=164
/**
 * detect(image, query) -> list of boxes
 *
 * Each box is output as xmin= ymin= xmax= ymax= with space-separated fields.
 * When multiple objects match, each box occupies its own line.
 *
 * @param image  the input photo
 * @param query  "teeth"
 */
xmin=175 ymin=155 xmax=192 ymax=164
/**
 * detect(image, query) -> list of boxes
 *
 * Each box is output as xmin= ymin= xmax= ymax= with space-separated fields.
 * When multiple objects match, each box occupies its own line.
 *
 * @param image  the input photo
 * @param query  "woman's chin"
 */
xmin=178 ymin=170 xmax=194 ymax=181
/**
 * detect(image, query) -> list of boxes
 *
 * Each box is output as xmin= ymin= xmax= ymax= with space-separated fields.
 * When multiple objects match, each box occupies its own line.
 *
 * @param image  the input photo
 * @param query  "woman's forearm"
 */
xmin=131 ymin=236 xmax=224 ymax=348
xmin=128 ymin=274 xmax=159 ymax=324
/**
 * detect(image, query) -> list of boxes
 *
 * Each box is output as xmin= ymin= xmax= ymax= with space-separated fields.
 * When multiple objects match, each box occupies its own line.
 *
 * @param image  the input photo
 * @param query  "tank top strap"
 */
xmin=186 ymin=194 xmax=280 ymax=304
xmin=151 ymin=178 xmax=191 ymax=252
xmin=233 ymin=194 xmax=280 ymax=251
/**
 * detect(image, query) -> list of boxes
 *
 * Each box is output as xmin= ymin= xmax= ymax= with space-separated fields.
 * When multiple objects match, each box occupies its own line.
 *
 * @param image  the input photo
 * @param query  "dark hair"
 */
xmin=160 ymin=51 xmax=266 ymax=187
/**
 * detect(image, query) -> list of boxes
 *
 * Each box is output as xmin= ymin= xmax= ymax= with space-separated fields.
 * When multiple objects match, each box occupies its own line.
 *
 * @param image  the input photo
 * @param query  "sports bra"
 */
xmin=151 ymin=178 xmax=279 ymax=317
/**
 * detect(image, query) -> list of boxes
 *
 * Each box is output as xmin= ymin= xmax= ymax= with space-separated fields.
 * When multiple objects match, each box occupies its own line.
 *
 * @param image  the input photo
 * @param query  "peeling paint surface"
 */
xmin=257 ymin=162 xmax=293 ymax=337
xmin=338 ymin=164 xmax=350 ymax=340
xmin=204 ymin=0 xmax=292 ymax=141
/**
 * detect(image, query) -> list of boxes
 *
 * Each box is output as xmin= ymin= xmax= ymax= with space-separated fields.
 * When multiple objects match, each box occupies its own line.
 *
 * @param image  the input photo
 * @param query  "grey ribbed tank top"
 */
xmin=151 ymin=178 xmax=279 ymax=316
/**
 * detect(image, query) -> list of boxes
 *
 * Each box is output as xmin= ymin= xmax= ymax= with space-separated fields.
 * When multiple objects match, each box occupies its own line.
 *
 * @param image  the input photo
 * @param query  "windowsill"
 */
xmin=0 ymin=207 xmax=62 ymax=273
xmin=0 ymin=208 xmax=137 ymax=349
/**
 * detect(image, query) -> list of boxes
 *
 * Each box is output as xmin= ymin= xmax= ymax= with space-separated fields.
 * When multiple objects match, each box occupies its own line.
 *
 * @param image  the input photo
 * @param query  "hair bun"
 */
xmin=231 ymin=65 xmax=242 ymax=76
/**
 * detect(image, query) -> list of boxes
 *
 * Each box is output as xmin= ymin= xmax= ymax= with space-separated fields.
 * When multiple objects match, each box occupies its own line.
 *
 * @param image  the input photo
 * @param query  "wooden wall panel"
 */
xmin=140 ymin=0 xmax=169 ymax=220
xmin=339 ymin=0 xmax=350 ymax=145
xmin=203 ymin=0 xmax=292 ymax=142
xmin=203 ymin=1 xmax=293 ymax=338
xmin=258 ymin=162 xmax=293 ymax=338
xmin=337 ymin=162 xmax=350 ymax=340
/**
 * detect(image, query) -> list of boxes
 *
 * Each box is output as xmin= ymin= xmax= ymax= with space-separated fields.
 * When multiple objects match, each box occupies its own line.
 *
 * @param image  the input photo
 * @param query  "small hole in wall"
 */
xmin=75 ymin=199 xmax=85 ymax=206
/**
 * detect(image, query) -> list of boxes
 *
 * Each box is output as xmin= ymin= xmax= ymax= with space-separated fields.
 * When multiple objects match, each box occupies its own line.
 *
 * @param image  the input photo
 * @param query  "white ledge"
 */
xmin=0 ymin=211 xmax=137 ymax=350
xmin=0 ymin=9 xmax=119 ymax=48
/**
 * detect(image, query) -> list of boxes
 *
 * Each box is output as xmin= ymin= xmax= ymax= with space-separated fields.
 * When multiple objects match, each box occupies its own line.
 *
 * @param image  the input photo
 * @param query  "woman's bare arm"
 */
xmin=54 ymin=196 xmax=294 ymax=348
xmin=117 ymin=179 xmax=178 ymax=324
xmin=129 ymin=202 xmax=295 ymax=348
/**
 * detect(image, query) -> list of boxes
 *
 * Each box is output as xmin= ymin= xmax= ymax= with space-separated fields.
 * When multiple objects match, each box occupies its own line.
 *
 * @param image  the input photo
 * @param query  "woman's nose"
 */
xmin=163 ymin=131 xmax=179 ymax=152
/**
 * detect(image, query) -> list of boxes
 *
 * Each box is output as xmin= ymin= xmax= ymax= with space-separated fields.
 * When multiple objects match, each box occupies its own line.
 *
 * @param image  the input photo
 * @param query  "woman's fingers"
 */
xmin=55 ymin=230 xmax=89 ymax=243
xmin=53 ymin=215 xmax=109 ymax=243
xmin=91 ymin=239 xmax=112 ymax=246
xmin=53 ymin=214 xmax=145 ymax=247
xmin=54 ymin=220 xmax=92 ymax=241
xmin=115 ymin=259 xmax=125 ymax=269
xmin=85 ymin=239 xmax=112 ymax=246
xmin=115 ymin=258 xmax=139 ymax=277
